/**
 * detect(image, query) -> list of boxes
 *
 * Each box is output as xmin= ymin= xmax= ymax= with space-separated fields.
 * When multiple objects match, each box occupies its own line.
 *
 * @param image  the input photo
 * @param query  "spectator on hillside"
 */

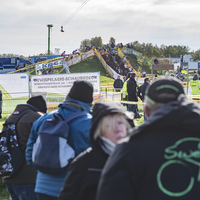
xmin=114 ymin=75 xmax=123 ymax=92
xmin=107 ymin=44 xmax=111 ymax=51
xmin=122 ymin=56 xmax=126 ymax=63
xmin=110 ymin=42 xmax=115 ymax=49
xmin=59 ymin=102 xmax=133 ymax=200
xmin=96 ymin=77 xmax=200 ymax=200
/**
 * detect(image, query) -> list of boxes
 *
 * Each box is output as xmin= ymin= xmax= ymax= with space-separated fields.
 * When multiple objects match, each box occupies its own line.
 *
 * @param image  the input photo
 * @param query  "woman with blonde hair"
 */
xmin=59 ymin=102 xmax=134 ymax=200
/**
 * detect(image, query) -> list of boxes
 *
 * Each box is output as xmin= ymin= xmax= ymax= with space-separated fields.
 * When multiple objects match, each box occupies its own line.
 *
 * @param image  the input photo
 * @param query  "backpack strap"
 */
xmin=13 ymin=109 xmax=32 ymax=125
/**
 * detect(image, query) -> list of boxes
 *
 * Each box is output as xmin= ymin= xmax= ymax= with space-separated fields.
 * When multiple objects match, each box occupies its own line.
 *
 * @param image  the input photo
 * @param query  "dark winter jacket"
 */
xmin=59 ymin=102 xmax=130 ymax=200
xmin=113 ymin=79 xmax=123 ymax=89
xmin=137 ymin=82 xmax=149 ymax=101
xmin=127 ymin=77 xmax=138 ymax=101
xmin=2 ymin=104 xmax=43 ymax=184
xmin=96 ymin=95 xmax=200 ymax=200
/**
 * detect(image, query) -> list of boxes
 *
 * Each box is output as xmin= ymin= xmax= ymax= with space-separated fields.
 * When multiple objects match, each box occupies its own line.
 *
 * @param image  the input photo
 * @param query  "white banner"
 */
xmin=0 ymin=73 xmax=29 ymax=98
xmin=31 ymin=72 xmax=100 ymax=101
xmin=36 ymin=60 xmax=63 ymax=71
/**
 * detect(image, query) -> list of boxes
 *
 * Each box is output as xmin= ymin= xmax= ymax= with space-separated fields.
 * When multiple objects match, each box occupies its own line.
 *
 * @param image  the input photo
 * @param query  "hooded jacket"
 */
xmin=2 ymin=104 xmax=44 ymax=184
xmin=26 ymin=99 xmax=92 ymax=198
xmin=59 ymin=102 xmax=131 ymax=200
xmin=96 ymin=95 xmax=200 ymax=200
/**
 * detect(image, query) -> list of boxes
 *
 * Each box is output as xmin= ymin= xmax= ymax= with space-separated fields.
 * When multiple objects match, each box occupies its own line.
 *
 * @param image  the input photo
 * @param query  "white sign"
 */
xmin=31 ymin=72 xmax=100 ymax=97
xmin=0 ymin=73 xmax=29 ymax=98
xmin=54 ymin=48 xmax=60 ymax=55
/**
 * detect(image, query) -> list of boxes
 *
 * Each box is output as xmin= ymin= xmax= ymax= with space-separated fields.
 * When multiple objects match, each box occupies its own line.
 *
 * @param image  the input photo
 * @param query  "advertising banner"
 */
xmin=35 ymin=60 xmax=63 ymax=71
xmin=31 ymin=72 xmax=100 ymax=110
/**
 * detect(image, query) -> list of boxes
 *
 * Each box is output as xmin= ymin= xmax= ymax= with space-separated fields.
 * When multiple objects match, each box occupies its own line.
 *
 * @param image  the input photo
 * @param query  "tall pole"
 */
xmin=47 ymin=24 xmax=53 ymax=55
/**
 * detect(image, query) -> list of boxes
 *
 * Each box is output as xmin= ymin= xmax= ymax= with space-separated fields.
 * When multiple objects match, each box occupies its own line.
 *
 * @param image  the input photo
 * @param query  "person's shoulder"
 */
xmin=70 ymin=148 xmax=93 ymax=167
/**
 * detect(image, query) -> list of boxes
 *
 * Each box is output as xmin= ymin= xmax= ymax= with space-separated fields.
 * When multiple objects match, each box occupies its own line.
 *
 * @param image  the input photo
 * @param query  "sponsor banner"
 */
xmin=63 ymin=51 xmax=94 ymax=73
xmin=31 ymin=72 xmax=100 ymax=101
xmin=122 ymin=48 xmax=143 ymax=58
xmin=82 ymin=50 xmax=94 ymax=59
xmin=72 ymin=55 xmax=82 ymax=64
xmin=54 ymin=48 xmax=60 ymax=55
xmin=36 ymin=60 xmax=63 ymax=71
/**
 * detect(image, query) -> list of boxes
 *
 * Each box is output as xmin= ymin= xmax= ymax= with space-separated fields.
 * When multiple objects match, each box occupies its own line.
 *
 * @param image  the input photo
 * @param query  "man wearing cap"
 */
xmin=26 ymin=80 xmax=93 ymax=200
xmin=96 ymin=77 xmax=200 ymax=200
xmin=3 ymin=95 xmax=47 ymax=200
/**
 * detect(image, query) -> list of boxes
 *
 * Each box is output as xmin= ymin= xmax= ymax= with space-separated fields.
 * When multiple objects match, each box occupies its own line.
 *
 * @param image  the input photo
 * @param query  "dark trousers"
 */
xmin=37 ymin=193 xmax=58 ymax=200
xmin=6 ymin=183 xmax=38 ymax=200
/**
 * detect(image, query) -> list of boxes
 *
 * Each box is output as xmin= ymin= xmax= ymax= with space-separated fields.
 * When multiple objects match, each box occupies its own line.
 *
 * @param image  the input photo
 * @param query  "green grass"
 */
xmin=0 ymin=181 xmax=10 ymax=200
xmin=28 ymin=56 xmax=114 ymax=85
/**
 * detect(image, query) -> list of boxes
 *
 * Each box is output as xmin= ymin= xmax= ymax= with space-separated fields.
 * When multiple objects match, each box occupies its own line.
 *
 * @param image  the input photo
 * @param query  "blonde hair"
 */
xmin=93 ymin=114 xmax=130 ymax=140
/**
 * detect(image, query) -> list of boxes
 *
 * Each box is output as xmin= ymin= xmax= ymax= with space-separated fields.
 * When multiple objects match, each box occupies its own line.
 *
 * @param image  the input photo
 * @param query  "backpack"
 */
xmin=32 ymin=111 xmax=88 ymax=175
xmin=0 ymin=110 xmax=31 ymax=178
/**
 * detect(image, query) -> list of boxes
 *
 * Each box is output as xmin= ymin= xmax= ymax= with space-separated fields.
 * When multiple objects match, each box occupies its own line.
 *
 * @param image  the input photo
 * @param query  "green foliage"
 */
xmin=90 ymin=37 xmax=103 ymax=48
xmin=80 ymin=39 xmax=91 ymax=52
xmin=109 ymin=37 xmax=116 ymax=45
xmin=130 ymin=41 xmax=191 ymax=58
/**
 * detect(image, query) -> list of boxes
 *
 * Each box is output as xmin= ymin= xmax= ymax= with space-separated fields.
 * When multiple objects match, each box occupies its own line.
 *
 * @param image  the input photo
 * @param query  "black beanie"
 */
xmin=90 ymin=102 xmax=126 ymax=138
xmin=27 ymin=95 xmax=47 ymax=113
xmin=67 ymin=80 xmax=94 ymax=103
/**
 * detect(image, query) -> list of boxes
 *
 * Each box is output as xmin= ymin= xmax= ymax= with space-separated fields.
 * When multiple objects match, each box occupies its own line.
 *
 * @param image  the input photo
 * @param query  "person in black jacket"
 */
xmin=113 ymin=75 xmax=123 ymax=92
xmin=59 ymin=102 xmax=134 ymax=200
xmin=2 ymin=95 xmax=47 ymax=200
xmin=127 ymin=72 xmax=138 ymax=113
xmin=137 ymin=77 xmax=150 ymax=101
xmin=96 ymin=77 xmax=200 ymax=200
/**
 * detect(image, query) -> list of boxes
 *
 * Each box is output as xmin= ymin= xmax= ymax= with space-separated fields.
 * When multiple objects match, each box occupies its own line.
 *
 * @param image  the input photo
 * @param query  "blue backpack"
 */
xmin=32 ymin=111 xmax=88 ymax=175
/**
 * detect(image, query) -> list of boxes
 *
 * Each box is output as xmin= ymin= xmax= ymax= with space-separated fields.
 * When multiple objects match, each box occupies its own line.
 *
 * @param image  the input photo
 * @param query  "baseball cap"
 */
xmin=145 ymin=77 xmax=185 ymax=104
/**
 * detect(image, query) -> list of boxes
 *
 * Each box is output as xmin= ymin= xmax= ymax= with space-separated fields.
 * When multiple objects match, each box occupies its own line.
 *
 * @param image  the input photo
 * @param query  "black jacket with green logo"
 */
xmin=96 ymin=95 xmax=200 ymax=200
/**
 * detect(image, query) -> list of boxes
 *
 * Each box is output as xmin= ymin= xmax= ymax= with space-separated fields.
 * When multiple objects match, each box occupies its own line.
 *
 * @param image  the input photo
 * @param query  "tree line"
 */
xmin=80 ymin=37 xmax=200 ymax=60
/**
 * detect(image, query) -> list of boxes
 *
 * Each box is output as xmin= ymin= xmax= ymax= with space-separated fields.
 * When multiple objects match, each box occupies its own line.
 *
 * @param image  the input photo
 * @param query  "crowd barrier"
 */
xmin=2 ymin=85 xmax=200 ymax=115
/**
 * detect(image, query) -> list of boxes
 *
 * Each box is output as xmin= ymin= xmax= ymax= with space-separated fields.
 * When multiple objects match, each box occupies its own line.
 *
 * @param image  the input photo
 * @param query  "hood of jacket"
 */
xmin=90 ymin=102 xmax=127 ymax=150
xmin=128 ymin=94 xmax=200 ymax=139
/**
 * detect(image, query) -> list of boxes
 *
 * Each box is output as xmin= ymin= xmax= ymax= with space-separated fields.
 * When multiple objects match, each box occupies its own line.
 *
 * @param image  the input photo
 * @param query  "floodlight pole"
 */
xmin=47 ymin=24 xmax=53 ymax=55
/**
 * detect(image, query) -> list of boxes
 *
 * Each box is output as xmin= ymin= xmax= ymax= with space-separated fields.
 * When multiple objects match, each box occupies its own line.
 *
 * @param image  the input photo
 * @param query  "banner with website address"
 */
xmin=31 ymin=72 xmax=101 ymax=108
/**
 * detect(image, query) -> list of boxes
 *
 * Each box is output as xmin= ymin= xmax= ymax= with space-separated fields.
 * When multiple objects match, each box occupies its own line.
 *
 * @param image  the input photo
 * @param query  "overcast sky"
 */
xmin=0 ymin=0 xmax=199 ymax=57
